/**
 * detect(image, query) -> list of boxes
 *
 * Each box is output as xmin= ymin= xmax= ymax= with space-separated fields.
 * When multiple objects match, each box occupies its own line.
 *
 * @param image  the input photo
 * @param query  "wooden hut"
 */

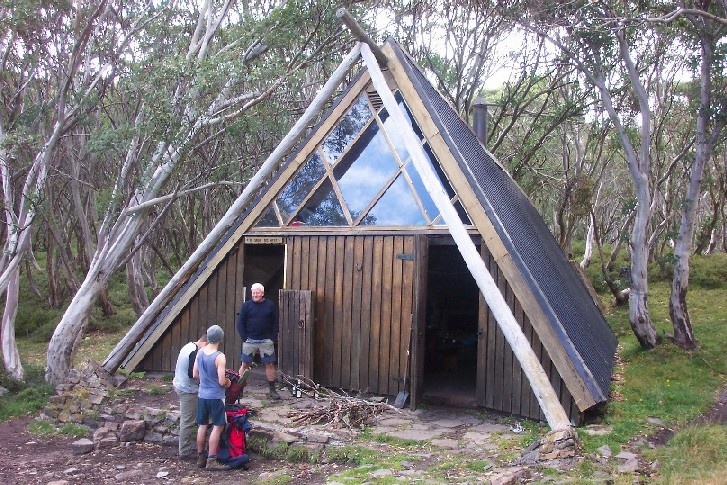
xmin=106 ymin=37 xmax=617 ymax=426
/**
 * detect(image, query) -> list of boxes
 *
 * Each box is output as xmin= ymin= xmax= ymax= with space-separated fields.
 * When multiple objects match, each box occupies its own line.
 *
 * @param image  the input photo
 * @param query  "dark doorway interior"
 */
xmin=242 ymin=243 xmax=285 ymax=307
xmin=422 ymin=241 xmax=480 ymax=406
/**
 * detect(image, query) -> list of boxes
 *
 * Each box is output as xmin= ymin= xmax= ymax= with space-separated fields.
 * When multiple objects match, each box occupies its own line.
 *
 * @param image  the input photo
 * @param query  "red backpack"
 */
xmin=217 ymin=405 xmax=251 ymax=469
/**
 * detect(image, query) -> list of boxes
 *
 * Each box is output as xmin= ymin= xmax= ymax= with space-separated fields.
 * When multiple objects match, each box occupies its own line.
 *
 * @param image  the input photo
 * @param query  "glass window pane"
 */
xmin=380 ymin=108 xmax=409 ymax=163
xmin=430 ymin=199 xmax=472 ymax=226
xmin=334 ymin=122 xmax=399 ymax=218
xmin=276 ymin=153 xmax=326 ymax=223
xmin=360 ymin=174 xmax=426 ymax=226
xmin=297 ymin=178 xmax=348 ymax=226
xmin=405 ymin=162 xmax=438 ymax=222
xmin=454 ymin=199 xmax=471 ymax=224
xmin=254 ymin=206 xmax=280 ymax=227
xmin=394 ymin=91 xmax=424 ymax=140
xmin=322 ymin=94 xmax=372 ymax=164
xmin=424 ymin=143 xmax=456 ymax=199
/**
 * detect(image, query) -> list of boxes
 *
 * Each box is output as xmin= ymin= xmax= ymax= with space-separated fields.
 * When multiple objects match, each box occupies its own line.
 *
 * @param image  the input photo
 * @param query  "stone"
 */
xmin=273 ymin=431 xmax=300 ymax=444
xmin=112 ymin=374 xmax=128 ymax=388
xmin=370 ymin=468 xmax=393 ymax=477
xmin=143 ymin=431 xmax=164 ymax=443
xmin=114 ymin=469 xmax=144 ymax=481
xmin=71 ymin=438 xmax=95 ymax=455
xmin=119 ymin=420 xmax=146 ymax=442
xmin=597 ymin=444 xmax=612 ymax=458
xmin=490 ymin=466 xmax=528 ymax=485
xmin=431 ymin=438 xmax=460 ymax=449
xmin=615 ymin=451 xmax=638 ymax=460
xmin=96 ymin=436 xmax=119 ymax=449
xmin=388 ymin=428 xmax=445 ymax=441
xmin=429 ymin=418 xmax=465 ymax=428
xmin=617 ymin=458 xmax=640 ymax=473
xmin=582 ymin=424 xmax=613 ymax=436
xmin=93 ymin=426 xmax=115 ymax=442
xmin=306 ymin=432 xmax=330 ymax=444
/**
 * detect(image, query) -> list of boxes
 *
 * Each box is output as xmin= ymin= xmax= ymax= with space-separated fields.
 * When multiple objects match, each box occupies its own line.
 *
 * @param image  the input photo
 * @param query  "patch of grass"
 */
xmin=371 ymin=433 xmax=420 ymax=447
xmin=571 ymin=256 xmax=727 ymax=484
xmin=323 ymin=444 xmax=379 ymax=465
xmin=146 ymin=383 xmax=169 ymax=396
xmin=465 ymin=459 xmax=493 ymax=472
xmin=27 ymin=419 xmax=56 ymax=436
xmin=285 ymin=445 xmax=313 ymax=462
xmin=0 ymin=364 xmax=54 ymax=421
xmin=255 ymin=471 xmax=293 ymax=484
xmin=59 ymin=422 xmax=90 ymax=438
xmin=248 ymin=436 xmax=290 ymax=460
xmin=646 ymin=425 xmax=727 ymax=484
xmin=27 ymin=418 xmax=89 ymax=439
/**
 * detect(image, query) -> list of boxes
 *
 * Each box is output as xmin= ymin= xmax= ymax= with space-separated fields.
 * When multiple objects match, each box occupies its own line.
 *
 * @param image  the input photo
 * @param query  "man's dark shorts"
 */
xmin=241 ymin=339 xmax=276 ymax=364
xmin=196 ymin=397 xmax=226 ymax=426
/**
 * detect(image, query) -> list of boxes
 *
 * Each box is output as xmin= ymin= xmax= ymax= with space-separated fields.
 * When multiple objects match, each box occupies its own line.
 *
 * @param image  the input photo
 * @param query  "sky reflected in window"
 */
xmin=363 ymin=174 xmax=426 ymax=226
xmin=334 ymin=122 xmax=398 ymax=216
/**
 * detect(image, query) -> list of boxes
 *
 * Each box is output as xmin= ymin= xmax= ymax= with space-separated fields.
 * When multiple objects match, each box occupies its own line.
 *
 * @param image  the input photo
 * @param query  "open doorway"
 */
xmin=242 ymin=242 xmax=285 ymax=304
xmin=422 ymin=240 xmax=480 ymax=406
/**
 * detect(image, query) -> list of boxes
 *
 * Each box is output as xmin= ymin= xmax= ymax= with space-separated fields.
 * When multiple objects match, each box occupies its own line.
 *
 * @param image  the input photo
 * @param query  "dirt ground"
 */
xmin=1 ymin=378 xmax=726 ymax=485
xmin=0 ymin=378 xmax=349 ymax=485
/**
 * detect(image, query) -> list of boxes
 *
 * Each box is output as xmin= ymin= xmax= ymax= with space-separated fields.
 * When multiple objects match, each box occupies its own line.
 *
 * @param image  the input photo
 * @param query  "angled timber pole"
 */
xmin=360 ymin=43 xmax=572 ymax=431
xmin=104 ymin=43 xmax=363 ymax=373
xmin=336 ymin=8 xmax=388 ymax=67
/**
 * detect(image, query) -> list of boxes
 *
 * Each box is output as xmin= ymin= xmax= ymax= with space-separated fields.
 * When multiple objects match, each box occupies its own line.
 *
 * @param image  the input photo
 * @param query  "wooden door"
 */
xmin=278 ymin=289 xmax=315 ymax=379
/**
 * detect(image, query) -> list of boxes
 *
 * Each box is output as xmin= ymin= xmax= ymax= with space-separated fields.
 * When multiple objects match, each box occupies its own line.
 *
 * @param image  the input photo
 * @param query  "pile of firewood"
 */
xmin=280 ymin=374 xmax=399 ymax=429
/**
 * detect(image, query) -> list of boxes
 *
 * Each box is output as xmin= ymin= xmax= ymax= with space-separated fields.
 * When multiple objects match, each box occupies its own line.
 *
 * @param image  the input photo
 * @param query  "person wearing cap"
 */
xmin=173 ymin=333 xmax=208 ymax=461
xmin=193 ymin=324 xmax=232 ymax=471
xmin=236 ymin=282 xmax=280 ymax=400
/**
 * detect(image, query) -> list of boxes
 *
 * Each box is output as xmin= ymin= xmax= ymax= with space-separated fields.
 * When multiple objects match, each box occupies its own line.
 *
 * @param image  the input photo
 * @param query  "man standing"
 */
xmin=172 ymin=333 xmax=208 ymax=461
xmin=236 ymin=282 xmax=280 ymax=400
xmin=193 ymin=324 xmax=232 ymax=471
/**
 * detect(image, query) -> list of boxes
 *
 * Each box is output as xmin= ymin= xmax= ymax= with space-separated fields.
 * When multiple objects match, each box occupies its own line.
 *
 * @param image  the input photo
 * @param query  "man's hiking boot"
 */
xmin=206 ymin=458 xmax=231 ymax=471
xmin=267 ymin=388 xmax=281 ymax=400
xmin=196 ymin=452 xmax=207 ymax=468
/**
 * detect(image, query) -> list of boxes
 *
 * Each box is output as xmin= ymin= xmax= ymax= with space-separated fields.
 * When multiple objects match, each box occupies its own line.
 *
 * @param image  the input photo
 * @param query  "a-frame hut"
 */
xmin=106 ymin=37 xmax=617 ymax=427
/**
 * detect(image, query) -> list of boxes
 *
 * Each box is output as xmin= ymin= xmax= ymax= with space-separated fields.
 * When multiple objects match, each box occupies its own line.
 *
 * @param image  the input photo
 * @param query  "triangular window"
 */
xmin=254 ymin=86 xmax=471 ymax=228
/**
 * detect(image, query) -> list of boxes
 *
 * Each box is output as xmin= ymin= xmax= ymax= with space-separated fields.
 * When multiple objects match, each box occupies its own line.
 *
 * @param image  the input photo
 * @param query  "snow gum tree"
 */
xmin=45 ymin=0 xmax=345 ymax=386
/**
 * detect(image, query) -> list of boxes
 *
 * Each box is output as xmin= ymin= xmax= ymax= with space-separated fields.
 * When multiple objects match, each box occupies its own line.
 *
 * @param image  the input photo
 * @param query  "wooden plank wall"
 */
xmin=286 ymin=234 xmax=416 ymax=396
xmin=480 ymin=245 xmax=579 ymax=423
xmin=139 ymin=246 xmax=246 ymax=373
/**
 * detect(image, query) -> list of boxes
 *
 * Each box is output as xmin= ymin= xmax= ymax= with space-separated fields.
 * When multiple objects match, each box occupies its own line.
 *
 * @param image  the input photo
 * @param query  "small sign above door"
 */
xmin=244 ymin=236 xmax=285 ymax=245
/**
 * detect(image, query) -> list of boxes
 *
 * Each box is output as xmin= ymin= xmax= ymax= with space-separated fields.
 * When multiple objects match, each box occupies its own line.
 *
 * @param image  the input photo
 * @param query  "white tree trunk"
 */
xmin=669 ymin=32 xmax=722 ymax=350
xmin=1 ymin=267 xmax=23 ymax=381
xmin=580 ymin=213 xmax=595 ymax=269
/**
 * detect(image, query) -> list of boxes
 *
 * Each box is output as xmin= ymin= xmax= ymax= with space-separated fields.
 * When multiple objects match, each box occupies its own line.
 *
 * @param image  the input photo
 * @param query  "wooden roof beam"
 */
xmin=336 ymin=8 xmax=388 ymax=68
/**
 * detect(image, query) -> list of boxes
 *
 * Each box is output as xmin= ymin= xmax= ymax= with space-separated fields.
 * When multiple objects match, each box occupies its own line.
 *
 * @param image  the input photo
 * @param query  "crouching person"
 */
xmin=193 ymin=324 xmax=232 ymax=471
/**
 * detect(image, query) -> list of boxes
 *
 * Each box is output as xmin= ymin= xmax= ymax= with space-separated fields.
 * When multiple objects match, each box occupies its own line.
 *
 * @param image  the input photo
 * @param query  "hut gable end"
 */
xmin=110 ymin=37 xmax=617 ymax=428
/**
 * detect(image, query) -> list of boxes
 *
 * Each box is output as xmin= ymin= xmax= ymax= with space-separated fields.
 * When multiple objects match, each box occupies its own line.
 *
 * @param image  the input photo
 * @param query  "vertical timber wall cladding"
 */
xmin=286 ymin=235 xmax=417 ymax=397
xmin=139 ymin=247 xmax=246 ymax=373
xmin=479 ymin=245 xmax=578 ymax=423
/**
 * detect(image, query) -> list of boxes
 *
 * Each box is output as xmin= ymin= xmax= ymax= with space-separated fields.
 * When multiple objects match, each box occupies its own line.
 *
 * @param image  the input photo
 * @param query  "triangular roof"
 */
xmin=108 ymin=38 xmax=616 ymax=425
